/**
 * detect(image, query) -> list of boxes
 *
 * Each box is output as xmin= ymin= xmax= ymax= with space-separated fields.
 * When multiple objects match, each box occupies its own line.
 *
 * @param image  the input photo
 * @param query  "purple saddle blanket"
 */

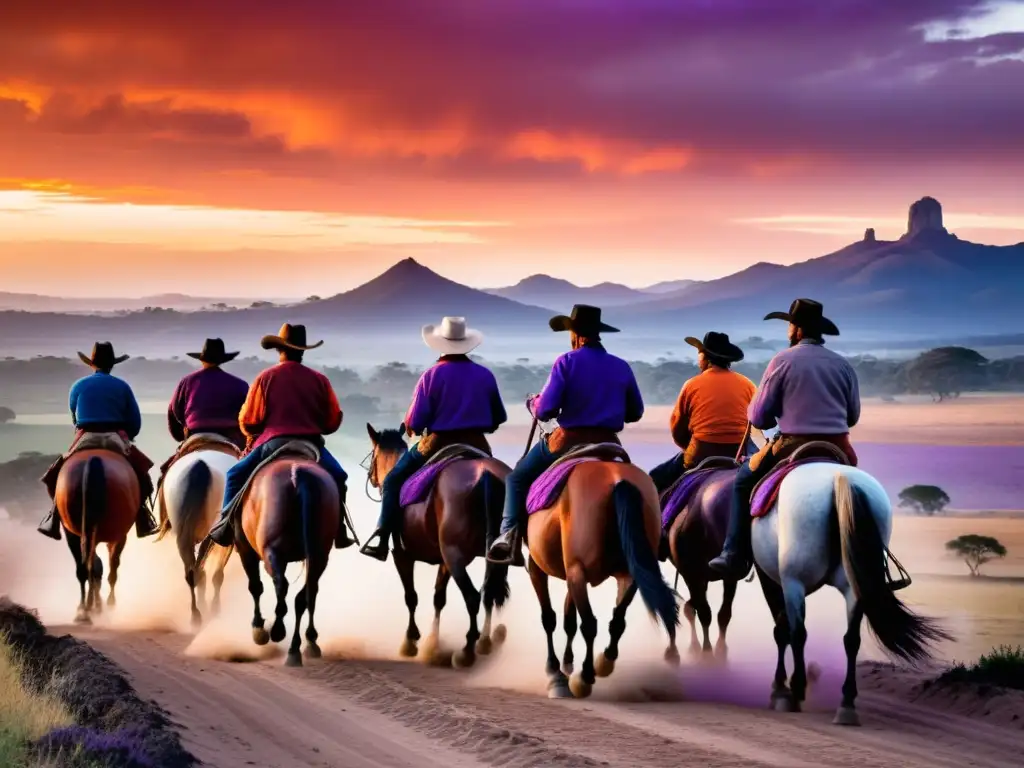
xmin=399 ymin=458 xmax=460 ymax=507
xmin=659 ymin=468 xmax=719 ymax=531
xmin=526 ymin=457 xmax=601 ymax=515
xmin=750 ymin=457 xmax=839 ymax=518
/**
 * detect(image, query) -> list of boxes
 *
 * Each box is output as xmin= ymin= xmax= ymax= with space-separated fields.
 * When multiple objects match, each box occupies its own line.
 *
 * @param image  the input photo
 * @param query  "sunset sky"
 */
xmin=1 ymin=1 xmax=1023 ymax=297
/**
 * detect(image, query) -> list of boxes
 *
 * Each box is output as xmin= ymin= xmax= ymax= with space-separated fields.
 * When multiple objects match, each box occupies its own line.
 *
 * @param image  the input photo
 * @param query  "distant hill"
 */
xmin=640 ymin=279 xmax=699 ymax=294
xmin=0 ymin=292 xmax=280 ymax=313
xmin=487 ymin=274 xmax=647 ymax=309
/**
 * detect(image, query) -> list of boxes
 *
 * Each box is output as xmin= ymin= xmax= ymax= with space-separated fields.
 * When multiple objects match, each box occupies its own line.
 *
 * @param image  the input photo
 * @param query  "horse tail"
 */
xmin=293 ymin=465 xmax=319 ymax=569
xmin=835 ymin=472 xmax=949 ymax=662
xmin=479 ymin=470 xmax=510 ymax=609
xmin=613 ymin=481 xmax=678 ymax=633
xmin=81 ymin=456 xmax=105 ymax=565
xmin=173 ymin=460 xmax=213 ymax=577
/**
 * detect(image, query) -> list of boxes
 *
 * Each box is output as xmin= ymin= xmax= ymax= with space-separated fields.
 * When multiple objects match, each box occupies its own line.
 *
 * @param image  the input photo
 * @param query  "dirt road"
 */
xmin=65 ymin=627 xmax=1023 ymax=768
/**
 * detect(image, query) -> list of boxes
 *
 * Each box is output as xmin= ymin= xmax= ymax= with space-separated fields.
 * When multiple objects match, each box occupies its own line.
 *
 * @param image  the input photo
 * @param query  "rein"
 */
xmin=360 ymin=449 xmax=382 ymax=503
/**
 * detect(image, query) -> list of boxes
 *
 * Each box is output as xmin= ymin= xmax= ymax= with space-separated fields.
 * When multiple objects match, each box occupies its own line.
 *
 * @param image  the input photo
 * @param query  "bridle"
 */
xmin=360 ymin=449 xmax=382 ymax=503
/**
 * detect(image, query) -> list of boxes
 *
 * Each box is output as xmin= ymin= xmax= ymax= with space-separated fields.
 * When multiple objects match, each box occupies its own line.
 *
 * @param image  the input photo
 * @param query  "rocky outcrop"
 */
xmin=864 ymin=228 xmax=876 ymax=243
xmin=905 ymin=197 xmax=947 ymax=238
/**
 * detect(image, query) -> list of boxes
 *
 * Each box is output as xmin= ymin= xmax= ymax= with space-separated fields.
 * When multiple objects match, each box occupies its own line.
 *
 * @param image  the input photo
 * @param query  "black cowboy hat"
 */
xmin=685 ymin=331 xmax=744 ymax=363
xmin=549 ymin=304 xmax=620 ymax=335
xmin=78 ymin=341 xmax=129 ymax=369
xmin=764 ymin=298 xmax=840 ymax=336
xmin=260 ymin=323 xmax=324 ymax=351
xmin=187 ymin=338 xmax=239 ymax=365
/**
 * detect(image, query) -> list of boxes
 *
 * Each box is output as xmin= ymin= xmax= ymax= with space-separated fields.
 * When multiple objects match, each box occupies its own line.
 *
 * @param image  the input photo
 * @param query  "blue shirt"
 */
xmin=530 ymin=344 xmax=644 ymax=431
xmin=69 ymin=372 xmax=143 ymax=438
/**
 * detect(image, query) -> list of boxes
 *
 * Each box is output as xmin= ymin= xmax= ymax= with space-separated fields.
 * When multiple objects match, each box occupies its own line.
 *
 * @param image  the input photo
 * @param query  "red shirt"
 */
xmin=239 ymin=362 xmax=342 ymax=451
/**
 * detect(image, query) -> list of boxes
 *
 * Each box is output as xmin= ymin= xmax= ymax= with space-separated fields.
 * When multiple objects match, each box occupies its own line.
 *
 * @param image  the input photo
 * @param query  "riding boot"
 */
xmin=486 ymin=528 xmax=525 ymax=567
xmin=207 ymin=506 xmax=235 ymax=547
xmin=135 ymin=502 xmax=159 ymax=539
xmin=359 ymin=527 xmax=391 ymax=562
xmin=334 ymin=502 xmax=356 ymax=550
xmin=37 ymin=506 xmax=62 ymax=541
xmin=708 ymin=505 xmax=752 ymax=580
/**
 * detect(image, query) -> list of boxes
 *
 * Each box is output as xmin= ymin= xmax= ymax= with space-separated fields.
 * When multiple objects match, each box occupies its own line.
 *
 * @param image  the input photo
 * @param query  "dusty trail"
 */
xmin=64 ymin=627 xmax=1023 ymax=768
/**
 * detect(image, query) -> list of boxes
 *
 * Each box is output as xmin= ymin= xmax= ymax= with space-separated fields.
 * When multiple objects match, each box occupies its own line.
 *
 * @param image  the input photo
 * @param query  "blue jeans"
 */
xmin=649 ymin=452 xmax=685 ymax=494
xmin=376 ymin=444 xmax=426 ymax=531
xmin=720 ymin=450 xmax=779 ymax=557
xmin=499 ymin=440 xmax=557 ymax=535
xmin=221 ymin=439 xmax=348 ymax=512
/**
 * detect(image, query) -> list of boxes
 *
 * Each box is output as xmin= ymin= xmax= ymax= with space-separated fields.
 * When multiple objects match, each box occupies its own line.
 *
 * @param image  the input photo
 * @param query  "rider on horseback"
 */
xmin=360 ymin=317 xmax=507 ymax=562
xmin=649 ymin=331 xmax=755 ymax=493
xmin=166 ymin=338 xmax=249 ymax=452
xmin=205 ymin=324 xmax=354 ymax=550
xmin=487 ymin=305 xmax=644 ymax=566
xmin=37 ymin=342 xmax=158 ymax=541
xmin=708 ymin=299 xmax=860 ymax=580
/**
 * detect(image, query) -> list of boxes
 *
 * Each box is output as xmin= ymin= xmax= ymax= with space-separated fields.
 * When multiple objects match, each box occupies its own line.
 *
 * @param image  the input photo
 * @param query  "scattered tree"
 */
xmin=0 ymin=406 xmax=14 ymax=424
xmin=905 ymin=347 xmax=988 ymax=402
xmin=946 ymin=534 xmax=1007 ymax=577
xmin=305 ymin=295 xmax=322 ymax=302
xmin=898 ymin=484 xmax=951 ymax=515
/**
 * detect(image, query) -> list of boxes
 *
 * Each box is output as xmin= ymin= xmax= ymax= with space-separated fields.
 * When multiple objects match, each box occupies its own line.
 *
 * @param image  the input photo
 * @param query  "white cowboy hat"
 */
xmin=421 ymin=317 xmax=483 ymax=356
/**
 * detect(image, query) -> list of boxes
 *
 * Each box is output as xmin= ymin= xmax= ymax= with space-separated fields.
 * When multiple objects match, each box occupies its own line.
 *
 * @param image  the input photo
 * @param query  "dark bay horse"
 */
xmin=663 ymin=463 xmax=742 ymax=659
xmin=234 ymin=452 xmax=339 ymax=667
xmin=55 ymin=450 xmax=140 ymax=624
xmin=527 ymin=460 xmax=678 ymax=698
xmin=366 ymin=424 xmax=511 ymax=668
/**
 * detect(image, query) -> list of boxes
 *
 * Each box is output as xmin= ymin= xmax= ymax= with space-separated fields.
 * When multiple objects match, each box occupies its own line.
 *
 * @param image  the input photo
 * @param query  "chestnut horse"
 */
xmin=366 ymin=424 xmax=511 ymax=668
xmin=527 ymin=457 xmax=678 ymax=698
xmin=232 ymin=452 xmax=339 ymax=667
xmin=55 ymin=450 xmax=140 ymax=624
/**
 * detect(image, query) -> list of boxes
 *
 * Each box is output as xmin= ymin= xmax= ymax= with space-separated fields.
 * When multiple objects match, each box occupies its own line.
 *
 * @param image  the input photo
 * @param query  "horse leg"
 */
xmin=287 ymin=586 xmax=307 ymax=667
xmin=782 ymin=575 xmax=809 ymax=709
xmin=561 ymin=592 xmax=577 ymax=675
xmin=303 ymin=568 xmax=323 ymax=662
xmin=267 ymin=550 xmax=289 ymax=644
xmin=210 ymin=546 xmax=230 ymax=618
xmin=757 ymin=566 xmax=794 ymax=711
xmin=478 ymin=562 xmax=508 ymax=655
xmin=834 ymin=586 xmax=864 ymax=726
xmin=691 ymin=579 xmax=713 ymax=655
xmin=596 ymin=578 xmax=638 ymax=677
xmin=84 ymin=530 xmax=101 ymax=615
xmin=65 ymin=531 xmax=90 ymax=625
xmin=565 ymin=564 xmax=597 ymax=699
xmin=393 ymin=548 xmax=420 ymax=658
xmin=449 ymin=559 xmax=481 ymax=669
xmin=237 ymin=537 xmax=268 ymax=645
xmin=715 ymin=578 xmax=738 ymax=660
xmin=195 ymin=562 xmax=208 ymax=615
xmin=106 ymin=539 xmax=125 ymax=609
xmin=528 ymin=557 xmax=570 ymax=698
xmin=423 ymin=564 xmax=450 ymax=662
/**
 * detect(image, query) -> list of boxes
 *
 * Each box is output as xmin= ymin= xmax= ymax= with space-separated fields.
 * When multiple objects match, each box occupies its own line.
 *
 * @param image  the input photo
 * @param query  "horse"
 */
xmin=55 ymin=450 xmax=140 ymax=624
xmin=231 ymin=447 xmax=339 ymax=667
xmin=365 ymin=424 xmax=511 ymax=668
xmin=156 ymin=442 xmax=239 ymax=627
xmin=752 ymin=459 xmax=951 ymax=725
xmin=663 ymin=459 xmax=743 ymax=659
xmin=526 ymin=455 xmax=678 ymax=699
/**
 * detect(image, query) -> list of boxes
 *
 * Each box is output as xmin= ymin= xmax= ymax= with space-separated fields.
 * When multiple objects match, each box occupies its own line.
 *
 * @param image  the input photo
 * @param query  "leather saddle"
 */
xmin=551 ymin=442 xmax=630 ymax=470
xmin=750 ymin=441 xmax=852 ymax=517
xmin=68 ymin=431 xmax=129 ymax=457
xmin=179 ymin=432 xmax=241 ymax=458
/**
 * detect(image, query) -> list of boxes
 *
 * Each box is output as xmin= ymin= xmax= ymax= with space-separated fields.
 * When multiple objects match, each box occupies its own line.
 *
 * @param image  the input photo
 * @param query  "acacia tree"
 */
xmin=946 ymin=535 xmax=1007 ymax=576
xmin=904 ymin=347 xmax=988 ymax=402
xmin=0 ymin=406 xmax=15 ymax=424
xmin=898 ymin=485 xmax=951 ymax=515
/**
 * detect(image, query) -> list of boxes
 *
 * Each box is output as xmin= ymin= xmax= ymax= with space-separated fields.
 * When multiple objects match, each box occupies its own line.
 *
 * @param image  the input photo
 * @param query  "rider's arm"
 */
xmin=748 ymin=358 xmax=785 ymax=431
xmin=488 ymin=375 xmax=508 ymax=433
xmin=846 ymin=364 xmax=862 ymax=428
xmin=404 ymin=372 xmax=433 ymax=436
xmin=167 ymin=380 xmax=186 ymax=442
xmin=624 ymin=369 xmax=644 ymax=424
xmin=68 ymin=381 xmax=79 ymax=428
xmin=124 ymin=386 xmax=142 ymax=439
xmin=669 ymin=383 xmax=691 ymax=449
xmin=321 ymin=378 xmax=343 ymax=436
xmin=239 ymin=376 xmax=266 ymax=438
xmin=531 ymin=357 xmax=567 ymax=422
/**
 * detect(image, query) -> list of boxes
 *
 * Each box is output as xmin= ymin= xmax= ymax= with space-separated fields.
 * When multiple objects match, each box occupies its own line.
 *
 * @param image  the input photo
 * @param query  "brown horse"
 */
xmin=55 ymin=450 xmax=140 ymax=624
xmin=527 ymin=459 xmax=678 ymax=698
xmin=233 ymin=453 xmax=339 ymax=667
xmin=366 ymin=425 xmax=511 ymax=668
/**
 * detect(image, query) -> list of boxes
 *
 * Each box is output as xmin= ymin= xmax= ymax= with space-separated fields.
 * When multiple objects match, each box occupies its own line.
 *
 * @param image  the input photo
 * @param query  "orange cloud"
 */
xmin=503 ymin=130 xmax=692 ymax=175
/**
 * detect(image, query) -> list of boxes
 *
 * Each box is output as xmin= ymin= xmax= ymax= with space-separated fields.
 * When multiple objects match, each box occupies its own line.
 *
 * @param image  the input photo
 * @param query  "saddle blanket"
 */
xmin=660 ymin=467 xmax=719 ymax=531
xmin=526 ymin=457 xmax=602 ymax=515
xmin=750 ymin=457 xmax=838 ymax=518
xmin=399 ymin=457 xmax=459 ymax=507
xmin=68 ymin=431 xmax=130 ymax=457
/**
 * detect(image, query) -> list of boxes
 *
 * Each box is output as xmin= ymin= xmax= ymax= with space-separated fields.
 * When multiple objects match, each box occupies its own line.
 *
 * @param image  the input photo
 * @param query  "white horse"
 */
xmin=752 ymin=461 xmax=950 ymax=726
xmin=156 ymin=446 xmax=238 ymax=627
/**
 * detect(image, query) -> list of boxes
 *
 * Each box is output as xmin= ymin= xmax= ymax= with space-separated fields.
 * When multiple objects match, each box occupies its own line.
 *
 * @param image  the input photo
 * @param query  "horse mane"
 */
xmin=376 ymin=428 xmax=407 ymax=455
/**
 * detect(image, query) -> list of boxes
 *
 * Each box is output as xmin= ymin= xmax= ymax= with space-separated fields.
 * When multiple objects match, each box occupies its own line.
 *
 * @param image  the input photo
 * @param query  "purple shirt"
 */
xmin=404 ymin=357 xmax=507 ymax=435
xmin=748 ymin=340 xmax=861 ymax=435
xmin=531 ymin=345 xmax=644 ymax=431
xmin=168 ymin=366 xmax=250 ymax=442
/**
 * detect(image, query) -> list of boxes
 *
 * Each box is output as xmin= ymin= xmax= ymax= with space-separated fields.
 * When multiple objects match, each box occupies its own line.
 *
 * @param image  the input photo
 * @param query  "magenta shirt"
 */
xmin=404 ymin=358 xmax=507 ymax=435
xmin=167 ymin=367 xmax=249 ymax=441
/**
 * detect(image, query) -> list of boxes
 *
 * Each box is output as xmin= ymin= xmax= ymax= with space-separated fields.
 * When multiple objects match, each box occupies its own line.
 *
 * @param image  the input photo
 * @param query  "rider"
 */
xmin=708 ymin=299 xmax=861 ymax=580
xmin=166 ymin=338 xmax=249 ymax=452
xmin=359 ymin=316 xmax=507 ymax=562
xmin=649 ymin=331 xmax=755 ymax=494
xmin=487 ymin=305 xmax=644 ymax=566
xmin=205 ymin=324 xmax=354 ymax=550
xmin=37 ymin=342 xmax=158 ymax=540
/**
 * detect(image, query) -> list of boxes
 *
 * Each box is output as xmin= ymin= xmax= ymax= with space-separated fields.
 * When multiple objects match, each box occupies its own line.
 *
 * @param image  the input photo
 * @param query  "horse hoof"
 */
xmin=832 ymin=707 xmax=860 ymax=727
xmin=399 ymin=638 xmax=418 ymax=658
xmin=547 ymin=676 xmax=573 ymax=699
xmin=285 ymin=652 xmax=303 ymax=668
xmin=476 ymin=636 xmax=493 ymax=656
xmin=452 ymin=649 xmax=475 ymax=669
xmin=304 ymin=644 xmax=322 ymax=661
xmin=492 ymin=624 xmax=507 ymax=644
xmin=771 ymin=694 xmax=799 ymax=713
xmin=270 ymin=622 xmax=286 ymax=644
xmin=664 ymin=646 xmax=681 ymax=666
xmin=569 ymin=674 xmax=593 ymax=699
xmin=74 ymin=612 xmax=91 ymax=626
xmin=594 ymin=653 xmax=615 ymax=678
xmin=106 ymin=596 xmax=116 ymax=609
xmin=562 ymin=661 xmax=574 ymax=676
xmin=252 ymin=627 xmax=270 ymax=646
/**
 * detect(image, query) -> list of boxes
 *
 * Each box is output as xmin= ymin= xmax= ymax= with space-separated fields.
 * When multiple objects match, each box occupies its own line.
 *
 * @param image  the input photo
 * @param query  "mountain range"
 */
xmin=1 ymin=197 xmax=1021 ymax=360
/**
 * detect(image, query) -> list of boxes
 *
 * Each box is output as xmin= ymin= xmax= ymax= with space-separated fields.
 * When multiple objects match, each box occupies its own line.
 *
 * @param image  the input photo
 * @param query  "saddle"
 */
xmin=659 ymin=456 xmax=740 ymax=532
xmin=222 ymin=439 xmax=321 ymax=521
xmin=526 ymin=442 xmax=631 ymax=516
xmin=155 ymin=433 xmax=243 ymax=533
xmin=67 ymin=431 xmax=130 ymax=457
xmin=399 ymin=443 xmax=491 ymax=507
xmin=750 ymin=441 xmax=851 ymax=519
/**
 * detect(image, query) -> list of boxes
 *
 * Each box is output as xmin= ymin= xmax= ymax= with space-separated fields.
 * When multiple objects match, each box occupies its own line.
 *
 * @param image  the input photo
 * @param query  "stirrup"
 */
xmin=885 ymin=549 xmax=912 ymax=591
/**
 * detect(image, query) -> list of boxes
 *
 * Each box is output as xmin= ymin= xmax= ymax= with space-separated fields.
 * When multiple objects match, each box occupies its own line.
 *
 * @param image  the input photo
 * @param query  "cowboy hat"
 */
xmin=421 ymin=317 xmax=483 ymax=356
xmin=685 ymin=331 xmax=745 ymax=363
xmin=260 ymin=323 xmax=324 ymax=351
xmin=186 ymin=338 xmax=240 ymax=365
xmin=549 ymin=304 xmax=620 ymax=335
xmin=78 ymin=341 xmax=129 ymax=369
xmin=764 ymin=298 xmax=839 ymax=336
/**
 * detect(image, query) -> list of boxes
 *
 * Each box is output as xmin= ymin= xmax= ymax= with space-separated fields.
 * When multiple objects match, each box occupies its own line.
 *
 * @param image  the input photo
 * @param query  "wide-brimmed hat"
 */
xmin=549 ymin=304 xmax=620 ymax=335
xmin=764 ymin=298 xmax=840 ymax=336
xmin=422 ymin=317 xmax=483 ymax=356
xmin=78 ymin=342 xmax=129 ymax=369
xmin=260 ymin=323 xmax=323 ymax=351
xmin=187 ymin=338 xmax=239 ymax=365
xmin=685 ymin=331 xmax=744 ymax=363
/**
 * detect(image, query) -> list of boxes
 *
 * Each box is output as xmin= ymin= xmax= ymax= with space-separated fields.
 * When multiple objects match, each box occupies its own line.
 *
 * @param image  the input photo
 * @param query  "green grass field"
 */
xmin=0 ymin=637 xmax=72 ymax=768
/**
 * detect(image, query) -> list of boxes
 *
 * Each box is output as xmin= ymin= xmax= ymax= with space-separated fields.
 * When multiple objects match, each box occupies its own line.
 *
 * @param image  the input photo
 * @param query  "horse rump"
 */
xmin=835 ymin=472 xmax=950 ymax=662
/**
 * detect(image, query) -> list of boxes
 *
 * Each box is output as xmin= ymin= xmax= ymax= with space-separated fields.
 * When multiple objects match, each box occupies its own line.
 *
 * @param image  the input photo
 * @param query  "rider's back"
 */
xmin=535 ymin=345 xmax=643 ymax=430
xmin=244 ymin=361 xmax=341 ymax=448
xmin=69 ymin=371 xmax=140 ymax=436
xmin=407 ymin=357 xmax=505 ymax=434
